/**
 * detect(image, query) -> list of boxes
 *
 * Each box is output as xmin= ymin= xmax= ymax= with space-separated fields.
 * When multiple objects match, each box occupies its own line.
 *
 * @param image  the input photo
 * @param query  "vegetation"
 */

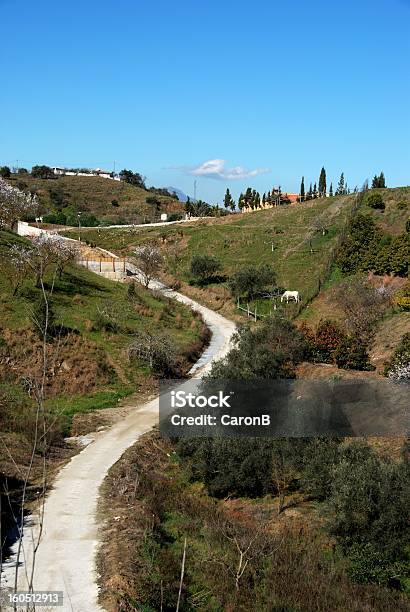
xmin=190 ymin=254 xmax=221 ymax=284
xmin=0 ymin=230 xmax=205 ymax=435
xmin=6 ymin=172 xmax=184 ymax=225
xmin=97 ymin=431 xmax=410 ymax=611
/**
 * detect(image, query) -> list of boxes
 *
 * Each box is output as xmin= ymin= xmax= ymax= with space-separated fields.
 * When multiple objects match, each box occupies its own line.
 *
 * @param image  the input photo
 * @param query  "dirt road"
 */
xmin=1 ymin=280 xmax=235 ymax=611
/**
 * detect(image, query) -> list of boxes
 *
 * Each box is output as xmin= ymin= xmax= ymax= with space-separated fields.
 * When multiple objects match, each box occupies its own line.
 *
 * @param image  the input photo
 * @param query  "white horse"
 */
xmin=281 ymin=290 xmax=300 ymax=303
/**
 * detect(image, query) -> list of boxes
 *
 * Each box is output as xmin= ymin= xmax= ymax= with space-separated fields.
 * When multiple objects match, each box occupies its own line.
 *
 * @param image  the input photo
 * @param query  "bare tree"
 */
xmin=332 ymin=276 xmax=391 ymax=344
xmin=128 ymin=330 xmax=176 ymax=375
xmin=132 ymin=243 xmax=163 ymax=288
xmin=208 ymin=511 xmax=279 ymax=593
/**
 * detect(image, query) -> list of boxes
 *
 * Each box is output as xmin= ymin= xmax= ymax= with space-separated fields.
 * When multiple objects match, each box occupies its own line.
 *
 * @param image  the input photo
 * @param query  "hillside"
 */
xmin=0 ymin=229 xmax=206 ymax=438
xmin=75 ymin=194 xmax=358 ymax=317
xmin=7 ymin=173 xmax=184 ymax=225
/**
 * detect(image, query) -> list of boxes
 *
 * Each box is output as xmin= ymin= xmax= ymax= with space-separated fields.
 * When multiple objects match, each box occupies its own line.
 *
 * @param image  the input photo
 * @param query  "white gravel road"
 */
xmin=1 ymin=277 xmax=236 ymax=611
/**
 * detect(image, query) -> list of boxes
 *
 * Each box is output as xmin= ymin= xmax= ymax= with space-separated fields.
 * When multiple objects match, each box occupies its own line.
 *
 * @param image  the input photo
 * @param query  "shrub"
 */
xmin=228 ymin=264 xmax=276 ymax=301
xmin=334 ymin=337 xmax=374 ymax=370
xmin=365 ymin=193 xmax=385 ymax=210
xmin=190 ymin=254 xmax=221 ymax=284
xmin=208 ymin=317 xmax=308 ymax=380
xmin=397 ymin=201 xmax=407 ymax=210
xmin=314 ymin=319 xmax=346 ymax=363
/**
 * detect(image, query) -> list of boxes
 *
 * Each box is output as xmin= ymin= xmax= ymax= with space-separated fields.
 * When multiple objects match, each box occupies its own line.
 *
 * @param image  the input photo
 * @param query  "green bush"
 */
xmin=334 ymin=336 xmax=374 ymax=370
xmin=190 ymin=254 xmax=221 ymax=284
xmin=397 ymin=201 xmax=408 ymax=210
xmin=366 ymin=193 xmax=385 ymax=210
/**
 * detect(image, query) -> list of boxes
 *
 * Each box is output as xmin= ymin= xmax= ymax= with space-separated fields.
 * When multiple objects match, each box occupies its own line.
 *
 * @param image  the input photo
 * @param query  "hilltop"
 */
xmin=7 ymin=173 xmax=185 ymax=225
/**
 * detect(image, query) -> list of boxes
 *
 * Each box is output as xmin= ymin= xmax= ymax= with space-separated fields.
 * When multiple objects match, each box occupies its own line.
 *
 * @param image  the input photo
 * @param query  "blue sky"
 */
xmin=1 ymin=0 xmax=409 ymax=203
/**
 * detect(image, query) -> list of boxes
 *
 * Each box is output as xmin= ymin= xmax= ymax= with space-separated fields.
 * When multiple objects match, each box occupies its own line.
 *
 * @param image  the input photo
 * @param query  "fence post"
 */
xmin=113 ymin=258 xmax=115 ymax=272
xmin=247 ymin=303 xmax=250 ymax=317
xmin=254 ymin=306 xmax=257 ymax=322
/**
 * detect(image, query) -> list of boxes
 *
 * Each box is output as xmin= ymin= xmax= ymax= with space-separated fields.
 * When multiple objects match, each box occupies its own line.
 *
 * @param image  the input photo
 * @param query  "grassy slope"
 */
xmin=0 ymin=230 xmax=203 ymax=433
xmin=76 ymin=194 xmax=357 ymax=317
xmin=8 ymin=173 xmax=184 ymax=223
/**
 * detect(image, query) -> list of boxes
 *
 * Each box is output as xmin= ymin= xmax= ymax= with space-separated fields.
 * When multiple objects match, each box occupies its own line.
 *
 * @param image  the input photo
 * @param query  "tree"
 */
xmin=224 ymin=188 xmax=235 ymax=211
xmin=190 ymin=254 xmax=221 ymax=284
xmin=31 ymin=165 xmax=54 ymax=179
xmin=119 ymin=169 xmax=145 ymax=188
xmin=184 ymin=196 xmax=193 ymax=216
xmin=133 ymin=243 xmax=163 ymax=287
xmin=313 ymin=182 xmax=318 ymax=199
xmin=128 ymin=329 xmax=177 ymax=376
xmin=335 ymin=172 xmax=346 ymax=196
xmin=0 ymin=177 xmax=38 ymax=230
xmin=300 ymin=176 xmax=305 ymax=202
xmin=372 ymin=172 xmax=386 ymax=189
xmin=271 ymin=439 xmax=299 ymax=514
xmin=318 ymin=167 xmax=327 ymax=197
xmin=228 ymin=264 xmax=276 ymax=302
xmin=331 ymin=275 xmax=391 ymax=345
xmin=329 ymin=182 xmax=333 ymax=197
xmin=0 ymin=165 xmax=11 ymax=178
xmin=238 ymin=193 xmax=245 ymax=211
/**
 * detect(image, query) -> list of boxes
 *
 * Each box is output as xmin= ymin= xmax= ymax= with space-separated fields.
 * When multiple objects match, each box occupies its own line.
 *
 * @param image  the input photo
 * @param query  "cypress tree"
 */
xmin=224 ymin=188 xmax=234 ymax=210
xmin=335 ymin=172 xmax=345 ymax=196
xmin=313 ymin=182 xmax=318 ymax=199
xmin=300 ymin=176 xmax=305 ymax=202
xmin=319 ymin=166 xmax=327 ymax=197
xmin=329 ymin=182 xmax=333 ymax=197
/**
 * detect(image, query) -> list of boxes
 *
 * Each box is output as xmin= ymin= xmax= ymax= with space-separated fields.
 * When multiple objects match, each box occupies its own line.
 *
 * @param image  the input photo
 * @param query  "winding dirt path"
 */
xmin=1 ymin=277 xmax=235 ymax=611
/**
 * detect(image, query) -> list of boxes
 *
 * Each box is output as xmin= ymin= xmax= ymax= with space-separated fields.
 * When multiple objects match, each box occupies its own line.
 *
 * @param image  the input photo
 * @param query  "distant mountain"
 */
xmin=166 ymin=186 xmax=194 ymax=203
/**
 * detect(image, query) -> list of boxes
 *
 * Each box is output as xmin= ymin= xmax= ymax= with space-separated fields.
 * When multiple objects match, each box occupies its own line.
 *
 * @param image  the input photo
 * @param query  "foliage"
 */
xmin=228 ymin=263 xmax=276 ymax=301
xmin=372 ymin=172 xmax=386 ymax=189
xmin=326 ymin=441 xmax=409 ymax=588
xmin=318 ymin=167 xmax=327 ymax=197
xmin=314 ymin=319 xmax=345 ymax=362
xmin=190 ymin=254 xmax=221 ymax=283
xmin=223 ymin=188 xmax=235 ymax=211
xmin=0 ymin=166 xmax=11 ymax=178
xmin=333 ymin=336 xmax=374 ymax=370
xmin=365 ymin=192 xmax=385 ymax=210
xmin=119 ymin=168 xmax=146 ymax=188
xmin=337 ymin=213 xmax=409 ymax=277
xmin=208 ymin=317 xmax=308 ymax=380
xmin=31 ymin=164 xmax=54 ymax=179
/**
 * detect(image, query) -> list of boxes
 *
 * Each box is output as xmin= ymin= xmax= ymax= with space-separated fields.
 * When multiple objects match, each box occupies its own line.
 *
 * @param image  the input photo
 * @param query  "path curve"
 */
xmin=1 ymin=277 xmax=236 ymax=611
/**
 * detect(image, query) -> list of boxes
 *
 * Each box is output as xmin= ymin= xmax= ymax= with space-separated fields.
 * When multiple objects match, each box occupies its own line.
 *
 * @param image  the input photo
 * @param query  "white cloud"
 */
xmin=171 ymin=159 xmax=270 ymax=180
